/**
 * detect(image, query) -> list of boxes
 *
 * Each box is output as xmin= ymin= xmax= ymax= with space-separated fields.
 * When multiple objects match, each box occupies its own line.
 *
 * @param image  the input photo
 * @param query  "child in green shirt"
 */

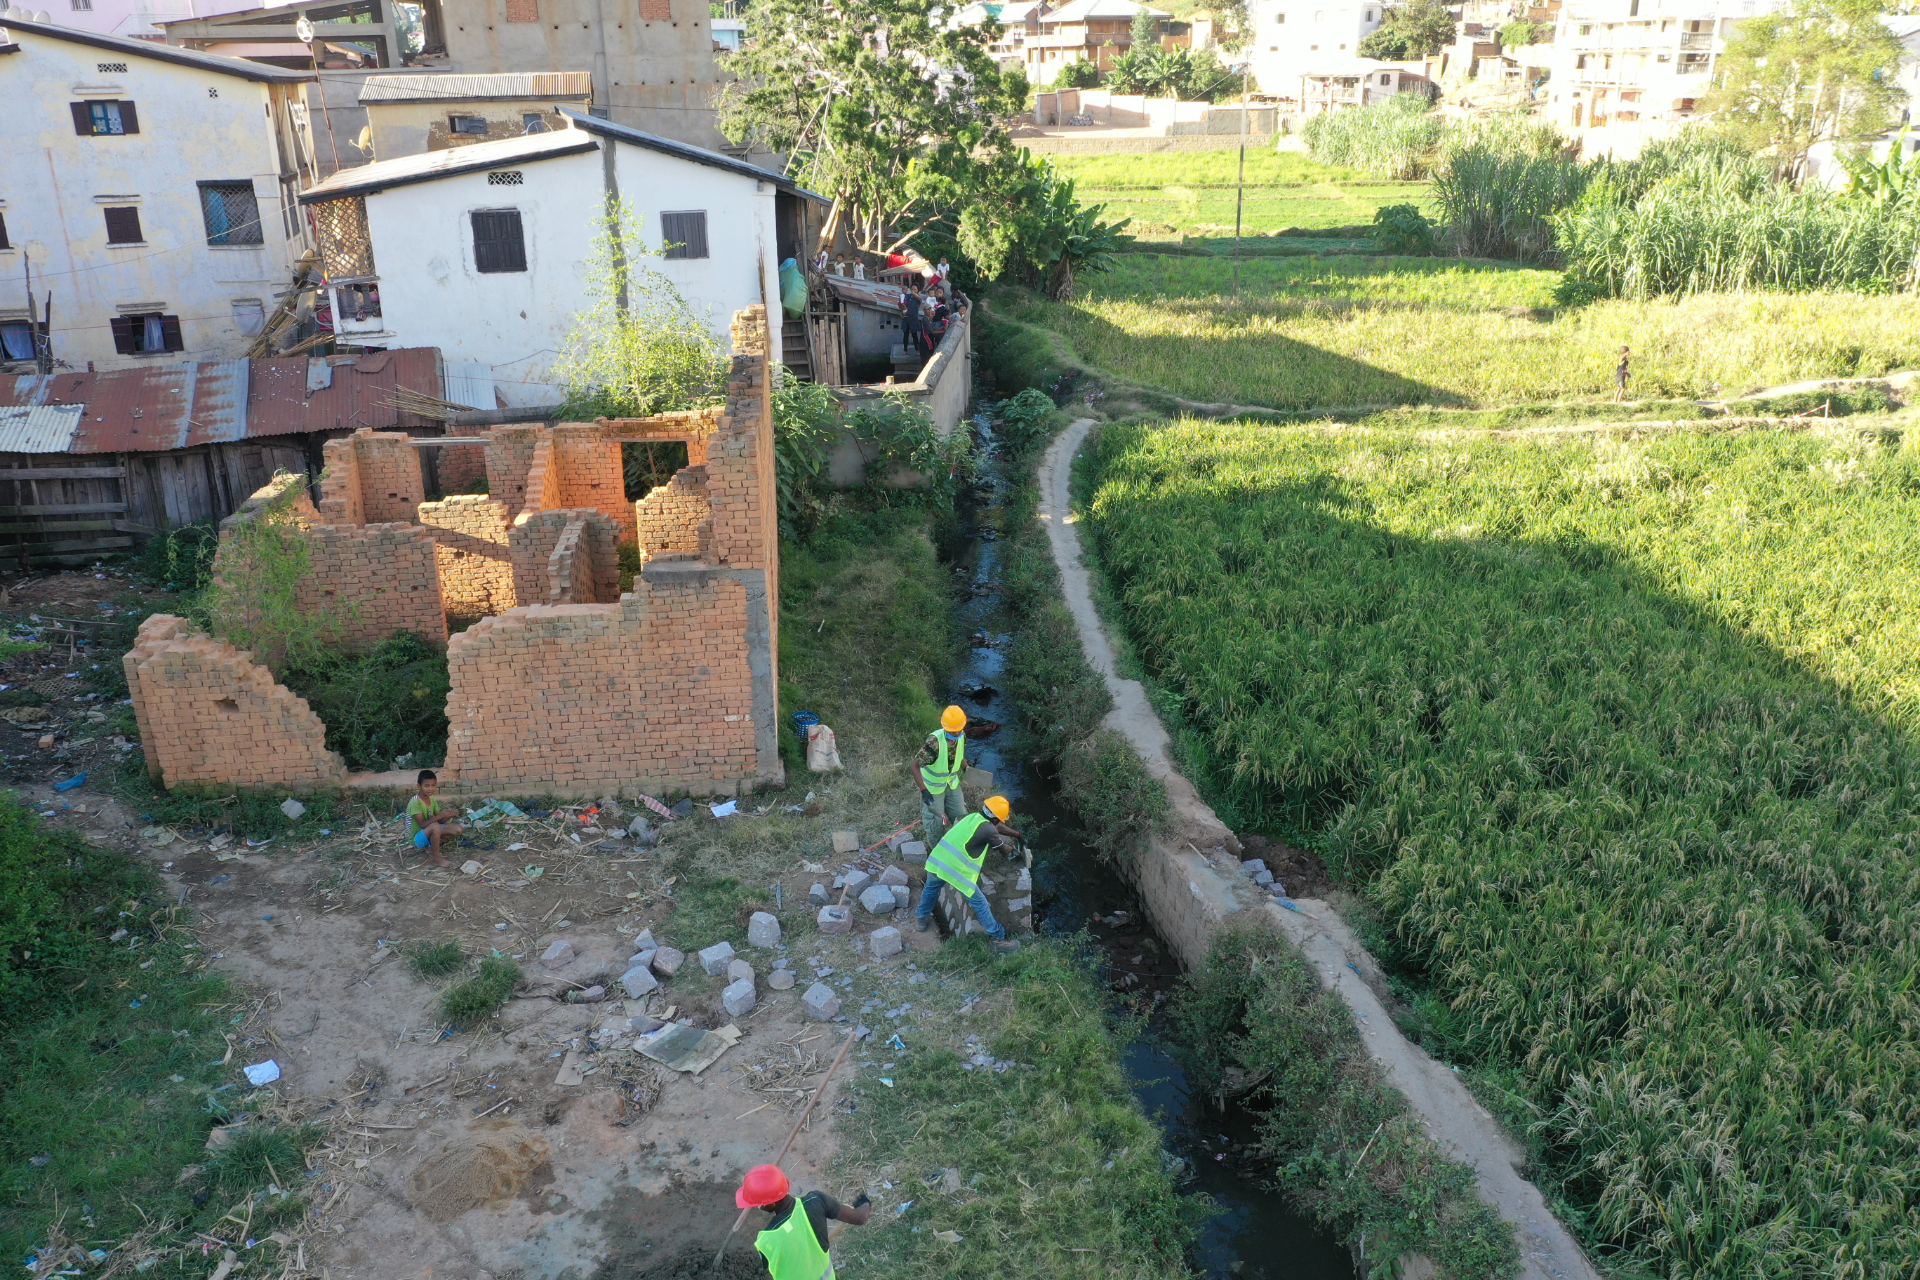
xmin=407 ymin=769 xmax=462 ymax=868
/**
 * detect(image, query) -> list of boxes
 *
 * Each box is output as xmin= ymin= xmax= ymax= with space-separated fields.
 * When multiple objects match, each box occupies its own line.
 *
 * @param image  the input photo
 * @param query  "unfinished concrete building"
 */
xmin=125 ymin=306 xmax=782 ymax=799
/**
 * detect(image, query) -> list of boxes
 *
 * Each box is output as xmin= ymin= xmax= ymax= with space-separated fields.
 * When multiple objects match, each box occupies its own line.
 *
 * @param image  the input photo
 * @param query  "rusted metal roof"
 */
xmin=824 ymin=275 xmax=910 ymax=313
xmin=0 ymin=405 xmax=84 ymax=454
xmin=0 ymin=350 xmax=448 ymax=453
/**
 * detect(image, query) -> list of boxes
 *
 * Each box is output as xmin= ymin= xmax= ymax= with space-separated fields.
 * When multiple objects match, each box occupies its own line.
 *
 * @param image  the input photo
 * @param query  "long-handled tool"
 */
xmin=709 ymin=1027 xmax=858 ymax=1271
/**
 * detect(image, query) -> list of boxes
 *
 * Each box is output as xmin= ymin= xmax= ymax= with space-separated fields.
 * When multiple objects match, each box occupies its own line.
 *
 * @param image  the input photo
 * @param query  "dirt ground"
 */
xmin=21 ymin=769 xmax=978 ymax=1280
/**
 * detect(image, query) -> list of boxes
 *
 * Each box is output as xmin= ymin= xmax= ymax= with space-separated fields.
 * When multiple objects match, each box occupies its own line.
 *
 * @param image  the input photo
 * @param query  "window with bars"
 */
xmin=312 ymin=196 xmax=376 ymax=279
xmin=471 ymin=209 xmax=526 ymax=273
xmin=199 ymin=181 xmax=264 ymax=246
xmin=487 ymin=170 xmax=524 ymax=184
xmin=660 ymin=210 xmax=708 ymax=260
xmin=71 ymin=100 xmax=139 ymax=136
xmin=111 ymin=312 xmax=183 ymax=355
xmin=103 ymin=206 xmax=143 ymax=244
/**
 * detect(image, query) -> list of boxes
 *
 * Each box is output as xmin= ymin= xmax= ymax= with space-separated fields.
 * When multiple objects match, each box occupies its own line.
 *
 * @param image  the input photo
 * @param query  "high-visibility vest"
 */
xmin=755 ymin=1203 xmax=835 ymax=1280
xmin=926 ymin=812 xmax=989 ymax=897
xmin=919 ymin=730 xmax=965 ymax=794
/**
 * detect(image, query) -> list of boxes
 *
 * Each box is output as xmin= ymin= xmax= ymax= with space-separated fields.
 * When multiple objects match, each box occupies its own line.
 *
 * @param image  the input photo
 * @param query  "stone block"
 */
xmin=747 ymin=911 xmax=782 ymax=948
xmin=633 ymin=928 xmax=657 ymax=952
xmin=868 ymin=926 xmax=903 ymax=959
xmin=858 ymin=884 xmax=897 ymax=916
xmin=620 ymin=965 xmax=659 ymax=998
xmin=1014 ymin=868 xmax=1031 ymax=893
xmin=890 ymin=884 xmax=911 ymax=911
xmin=767 ymin=968 xmax=796 ymax=990
xmin=628 ymin=1014 xmax=665 ymax=1035
xmin=818 ymin=905 xmax=851 ymax=935
xmin=877 ymin=865 xmax=909 ymax=887
xmin=540 ymin=940 xmax=575 ymax=969
xmin=628 ymin=949 xmax=657 ymax=972
xmin=1253 ymin=869 xmax=1274 ymax=886
xmin=831 ymin=830 xmax=859 ymax=853
xmin=809 ymin=882 xmax=830 ymax=905
xmin=698 ymin=941 xmax=736 ymax=976
xmin=1239 ymin=858 xmax=1267 ymax=878
xmin=900 ymin=840 xmax=927 ymax=862
xmin=802 ymin=982 xmax=841 ymax=1020
xmin=727 ymin=958 xmax=755 ymax=985
xmin=650 ymin=946 xmax=685 ymax=977
xmin=1007 ymin=896 xmax=1031 ymax=913
xmin=842 ymin=869 xmax=873 ymax=899
xmin=721 ymin=977 xmax=757 ymax=1018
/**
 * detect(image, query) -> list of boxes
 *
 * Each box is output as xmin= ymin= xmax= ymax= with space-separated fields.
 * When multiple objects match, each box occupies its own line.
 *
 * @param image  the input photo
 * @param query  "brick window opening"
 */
xmin=111 ymin=312 xmax=184 ymax=355
xmin=505 ymin=0 xmax=537 ymax=20
xmin=200 ymin=181 xmax=264 ymax=246
xmin=103 ymin=205 xmax=144 ymax=244
xmin=660 ymin=210 xmax=708 ymax=260
xmin=216 ymin=697 xmax=240 ymax=714
xmin=71 ymin=100 xmax=139 ymax=136
xmin=471 ymin=209 xmax=527 ymax=273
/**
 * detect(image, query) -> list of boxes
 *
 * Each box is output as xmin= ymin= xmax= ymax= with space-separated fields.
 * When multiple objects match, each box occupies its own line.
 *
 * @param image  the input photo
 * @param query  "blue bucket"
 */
xmin=790 ymin=710 xmax=819 ymax=741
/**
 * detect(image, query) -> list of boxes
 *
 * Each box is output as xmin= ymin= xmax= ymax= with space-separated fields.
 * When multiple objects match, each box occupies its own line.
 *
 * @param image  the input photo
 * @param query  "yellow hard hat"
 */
xmin=941 ymin=705 xmax=967 ymax=734
xmin=983 ymin=795 xmax=1010 ymax=822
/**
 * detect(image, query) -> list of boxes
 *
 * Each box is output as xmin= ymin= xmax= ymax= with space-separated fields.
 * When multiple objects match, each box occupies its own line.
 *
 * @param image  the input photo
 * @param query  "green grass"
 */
xmin=1048 ymin=149 xmax=1434 ymax=240
xmin=437 ymin=956 xmax=522 ymax=1025
xmin=831 ymin=938 xmax=1199 ymax=1280
xmin=1008 ymin=255 xmax=1920 ymax=409
xmin=1083 ymin=418 xmax=1920 ymax=1277
xmin=405 ymin=938 xmax=466 ymax=980
xmin=0 ymin=794 xmax=313 ymax=1277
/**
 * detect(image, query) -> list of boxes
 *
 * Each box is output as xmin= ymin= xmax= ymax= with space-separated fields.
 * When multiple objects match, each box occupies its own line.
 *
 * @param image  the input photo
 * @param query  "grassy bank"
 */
xmin=832 ymin=938 xmax=1197 ymax=1280
xmin=1083 ymin=417 xmax=1920 ymax=1276
xmin=1048 ymin=151 xmax=1435 ymax=241
xmin=0 ymin=795 xmax=313 ymax=1278
xmin=1003 ymin=256 xmax=1920 ymax=409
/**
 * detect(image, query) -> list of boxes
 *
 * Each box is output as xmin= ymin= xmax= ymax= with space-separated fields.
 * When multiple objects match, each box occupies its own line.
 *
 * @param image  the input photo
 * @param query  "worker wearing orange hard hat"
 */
xmin=914 ymin=704 xmax=971 ymax=839
xmin=918 ymin=795 xmax=1022 ymax=955
xmin=735 ymin=1164 xmax=871 ymax=1280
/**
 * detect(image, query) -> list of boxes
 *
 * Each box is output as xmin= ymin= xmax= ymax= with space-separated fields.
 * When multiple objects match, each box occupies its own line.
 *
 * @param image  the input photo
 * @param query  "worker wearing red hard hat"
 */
xmin=735 ymin=1164 xmax=871 ymax=1279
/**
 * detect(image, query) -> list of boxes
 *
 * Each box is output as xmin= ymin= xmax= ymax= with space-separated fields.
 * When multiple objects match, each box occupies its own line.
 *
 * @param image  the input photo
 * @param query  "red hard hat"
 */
xmin=735 ymin=1164 xmax=790 ymax=1209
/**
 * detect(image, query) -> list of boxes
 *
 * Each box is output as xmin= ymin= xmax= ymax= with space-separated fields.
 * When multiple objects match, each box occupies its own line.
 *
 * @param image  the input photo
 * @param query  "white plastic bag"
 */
xmin=806 ymin=723 xmax=843 ymax=772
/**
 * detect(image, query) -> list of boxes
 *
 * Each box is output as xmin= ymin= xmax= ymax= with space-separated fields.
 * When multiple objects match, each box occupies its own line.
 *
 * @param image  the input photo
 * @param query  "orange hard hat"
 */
xmin=736 ymin=1163 xmax=790 ymax=1209
xmin=941 ymin=705 xmax=967 ymax=733
xmin=984 ymin=795 xmax=1011 ymax=822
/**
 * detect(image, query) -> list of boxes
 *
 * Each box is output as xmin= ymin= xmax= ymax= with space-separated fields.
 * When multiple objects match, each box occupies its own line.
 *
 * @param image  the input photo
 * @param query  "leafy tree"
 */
xmin=1498 ymin=19 xmax=1550 ymax=48
xmin=1357 ymin=0 xmax=1456 ymax=59
xmin=909 ymin=148 xmax=1132 ymax=297
xmin=1703 ymin=0 xmax=1906 ymax=178
xmin=1130 ymin=6 xmax=1159 ymax=51
xmin=1109 ymin=42 xmax=1237 ymax=98
xmin=718 ymin=0 xmax=1025 ymax=255
xmin=1057 ymin=58 xmax=1102 ymax=87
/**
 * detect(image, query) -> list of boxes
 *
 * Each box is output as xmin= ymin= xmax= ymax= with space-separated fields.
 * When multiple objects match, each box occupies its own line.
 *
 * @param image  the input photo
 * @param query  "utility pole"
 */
xmin=1232 ymin=64 xmax=1248 ymax=300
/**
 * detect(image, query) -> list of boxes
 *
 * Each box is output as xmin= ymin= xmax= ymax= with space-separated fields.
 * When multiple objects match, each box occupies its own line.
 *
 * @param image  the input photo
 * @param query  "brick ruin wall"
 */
xmin=151 ymin=306 xmax=782 ymax=796
xmin=124 ymin=615 xmax=347 ymax=789
xmin=634 ymin=465 xmax=712 ymax=561
xmin=444 ymin=561 xmax=770 ymax=794
xmin=432 ymin=442 xmax=489 ymax=494
xmin=417 ymin=495 xmax=515 ymax=617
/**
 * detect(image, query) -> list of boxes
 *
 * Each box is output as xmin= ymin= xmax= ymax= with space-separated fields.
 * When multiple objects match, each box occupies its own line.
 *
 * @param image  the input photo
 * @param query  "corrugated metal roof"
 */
xmin=358 ymin=72 xmax=594 ymax=103
xmin=0 ymin=405 xmax=84 ymax=454
xmin=299 ymin=131 xmax=599 ymax=203
xmin=562 ymin=111 xmax=832 ymax=204
xmin=825 ymin=275 xmax=910 ymax=313
xmin=9 ymin=19 xmax=315 ymax=82
xmin=0 ymin=351 xmax=453 ymax=453
xmin=441 ymin=362 xmax=495 ymax=411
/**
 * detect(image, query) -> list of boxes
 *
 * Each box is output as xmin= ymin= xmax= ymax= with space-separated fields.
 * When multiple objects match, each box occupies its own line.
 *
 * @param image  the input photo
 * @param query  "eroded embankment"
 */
xmin=1037 ymin=418 xmax=1601 ymax=1280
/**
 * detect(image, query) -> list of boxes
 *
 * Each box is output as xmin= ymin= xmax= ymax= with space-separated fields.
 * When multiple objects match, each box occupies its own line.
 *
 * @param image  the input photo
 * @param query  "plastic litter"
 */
xmin=709 ymin=799 xmax=739 ymax=818
xmin=53 ymin=773 xmax=88 ymax=792
xmin=243 ymin=1060 xmax=281 ymax=1085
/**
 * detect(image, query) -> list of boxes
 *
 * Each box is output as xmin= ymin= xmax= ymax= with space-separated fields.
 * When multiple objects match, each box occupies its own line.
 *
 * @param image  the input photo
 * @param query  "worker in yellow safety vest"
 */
xmin=736 ymin=1164 xmax=870 ymax=1280
xmin=917 ymin=794 xmax=1022 ymax=955
xmin=915 ymin=705 xmax=970 ymax=838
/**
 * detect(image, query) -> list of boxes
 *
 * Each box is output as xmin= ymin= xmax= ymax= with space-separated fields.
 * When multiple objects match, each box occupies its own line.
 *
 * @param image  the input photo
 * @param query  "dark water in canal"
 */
xmin=941 ymin=413 xmax=1355 ymax=1280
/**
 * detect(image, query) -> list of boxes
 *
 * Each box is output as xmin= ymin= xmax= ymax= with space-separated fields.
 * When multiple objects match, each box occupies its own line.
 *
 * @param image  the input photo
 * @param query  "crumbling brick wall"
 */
xmin=305 ymin=523 xmax=448 ymax=648
xmin=553 ymin=424 xmax=637 ymax=542
xmin=432 ymin=441 xmax=489 ymax=494
xmin=319 ymin=430 xmax=424 ymax=524
xmin=486 ymin=425 xmax=543 ymax=509
xmin=124 ymin=615 xmax=346 ymax=790
xmin=521 ymin=437 xmax=562 ymax=519
xmin=417 ymin=496 xmax=514 ymax=618
xmin=509 ymin=508 xmax=618 ymax=605
xmin=633 ymin=465 xmax=713 ymax=561
xmin=443 ymin=557 xmax=777 ymax=796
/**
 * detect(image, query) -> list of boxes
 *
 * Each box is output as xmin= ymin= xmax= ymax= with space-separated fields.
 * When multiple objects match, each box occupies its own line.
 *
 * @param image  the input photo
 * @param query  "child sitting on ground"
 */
xmin=408 ymin=769 xmax=462 ymax=868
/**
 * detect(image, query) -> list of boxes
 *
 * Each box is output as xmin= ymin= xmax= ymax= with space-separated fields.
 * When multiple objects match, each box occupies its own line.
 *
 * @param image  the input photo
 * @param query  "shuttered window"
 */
xmin=103 ymin=206 xmax=143 ymax=244
xmin=660 ymin=210 xmax=708 ymax=260
xmin=471 ymin=209 xmax=526 ymax=273
xmin=110 ymin=312 xmax=183 ymax=354
xmin=70 ymin=100 xmax=139 ymax=135
xmin=199 ymin=182 xmax=264 ymax=245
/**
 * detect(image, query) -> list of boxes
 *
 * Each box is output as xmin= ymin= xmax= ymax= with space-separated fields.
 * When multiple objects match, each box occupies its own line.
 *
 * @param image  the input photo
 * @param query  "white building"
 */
xmin=296 ymin=110 xmax=825 ymax=405
xmin=1542 ymin=0 xmax=1780 ymax=156
xmin=1249 ymin=0 xmax=1387 ymax=98
xmin=0 ymin=19 xmax=318 ymax=371
xmin=2 ymin=0 xmax=258 ymax=44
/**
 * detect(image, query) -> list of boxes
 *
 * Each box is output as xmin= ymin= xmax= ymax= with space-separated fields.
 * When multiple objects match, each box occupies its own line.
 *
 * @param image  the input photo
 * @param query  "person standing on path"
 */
xmin=917 ymin=794 xmax=1022 ymax=955
xmin=1614 ymin=344 xmax=1631 ymax=402
xmin=735 ymin=1165 xmax=871 ymax=1280
xmin=916 ymin=705 xmax=969 ymax=837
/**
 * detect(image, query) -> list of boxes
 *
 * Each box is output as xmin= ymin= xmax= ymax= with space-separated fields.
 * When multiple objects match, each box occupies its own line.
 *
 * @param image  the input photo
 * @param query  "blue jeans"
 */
xmin=917 ymin=875 xmax=1004 ymax=940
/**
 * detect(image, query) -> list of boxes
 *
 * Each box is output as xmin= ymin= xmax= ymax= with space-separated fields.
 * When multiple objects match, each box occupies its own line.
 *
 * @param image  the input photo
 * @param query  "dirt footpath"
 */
xmin=28 ymin=777 xmax=960 ymax=1280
